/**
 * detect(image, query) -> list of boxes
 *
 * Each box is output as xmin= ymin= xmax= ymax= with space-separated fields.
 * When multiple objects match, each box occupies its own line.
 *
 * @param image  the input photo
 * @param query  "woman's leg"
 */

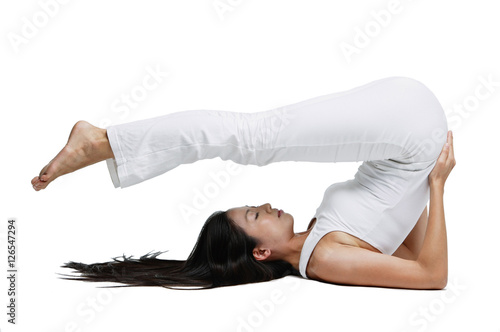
xmin=32 ymin=76 xmax=447 ymax=191
xmin=31 ymin=121 xmax=114 ymax=191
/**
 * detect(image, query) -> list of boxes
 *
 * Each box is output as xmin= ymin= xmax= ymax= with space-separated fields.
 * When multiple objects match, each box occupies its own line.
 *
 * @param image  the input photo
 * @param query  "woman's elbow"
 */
xmin=417 ymin=264 xmax=447 ymax=289
xmin=435 ymin=272 xmax=448 ymax=290
xmin=429 ymin=269 xmax=448 ymax=290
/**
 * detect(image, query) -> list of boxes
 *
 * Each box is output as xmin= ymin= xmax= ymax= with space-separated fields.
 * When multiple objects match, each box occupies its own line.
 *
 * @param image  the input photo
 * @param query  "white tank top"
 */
xmin=298 ymin=158 xmax=435 ymax=279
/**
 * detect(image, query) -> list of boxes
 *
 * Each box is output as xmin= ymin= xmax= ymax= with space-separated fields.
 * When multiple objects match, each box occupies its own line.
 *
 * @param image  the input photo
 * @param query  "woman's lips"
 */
xmin=278 ymin=209 xmax=284 ymax=217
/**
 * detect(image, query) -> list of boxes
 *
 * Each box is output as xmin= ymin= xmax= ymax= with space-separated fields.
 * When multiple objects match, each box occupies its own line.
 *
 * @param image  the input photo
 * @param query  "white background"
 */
xmin=1 ymin=0 xmax=499 ymax=331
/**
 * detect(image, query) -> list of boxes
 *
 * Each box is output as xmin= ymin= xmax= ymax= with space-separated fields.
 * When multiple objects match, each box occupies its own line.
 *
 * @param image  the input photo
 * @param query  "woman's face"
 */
xmin=226 ymin=203 xmax=294 ymax=260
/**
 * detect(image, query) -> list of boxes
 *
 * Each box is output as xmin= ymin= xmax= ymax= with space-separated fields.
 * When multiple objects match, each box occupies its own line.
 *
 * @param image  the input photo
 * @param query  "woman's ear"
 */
xmin=253 ymin=247 xmax=271 ymax=261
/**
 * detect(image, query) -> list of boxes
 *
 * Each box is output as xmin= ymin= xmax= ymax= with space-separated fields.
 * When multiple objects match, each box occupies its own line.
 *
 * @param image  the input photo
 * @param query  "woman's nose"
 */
xmin=263 ymin=203 xmax=272 ymax=212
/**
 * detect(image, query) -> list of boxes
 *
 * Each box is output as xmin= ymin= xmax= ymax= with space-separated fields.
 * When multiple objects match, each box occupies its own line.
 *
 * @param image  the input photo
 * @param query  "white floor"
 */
xmin=1 ymin=1 xmax=499 ymax=331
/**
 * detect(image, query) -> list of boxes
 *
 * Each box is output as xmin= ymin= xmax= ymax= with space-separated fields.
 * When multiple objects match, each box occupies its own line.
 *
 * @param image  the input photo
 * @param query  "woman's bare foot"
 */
xmin=31 ymin=121 xmax=114 ymax=191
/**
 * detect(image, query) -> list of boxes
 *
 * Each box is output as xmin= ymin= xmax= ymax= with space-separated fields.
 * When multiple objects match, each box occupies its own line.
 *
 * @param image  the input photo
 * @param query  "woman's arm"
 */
xmin=415 ymin=183 xmax=447 ymax=287
xmin=310 ymin=131 xmax=455 ymax=289
xmin=417 ymin=130 xmax=456 ymax=287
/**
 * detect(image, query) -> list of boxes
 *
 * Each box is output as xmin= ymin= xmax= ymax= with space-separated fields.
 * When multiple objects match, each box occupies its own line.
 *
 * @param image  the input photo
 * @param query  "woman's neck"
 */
xmin=281 ymin=227 xmax=313 ymax=271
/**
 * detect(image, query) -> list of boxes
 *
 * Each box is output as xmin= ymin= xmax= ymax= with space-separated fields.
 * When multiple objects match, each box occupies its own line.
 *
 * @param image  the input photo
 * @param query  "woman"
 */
xmin=32 ymin=77 xmax=455 ymax=290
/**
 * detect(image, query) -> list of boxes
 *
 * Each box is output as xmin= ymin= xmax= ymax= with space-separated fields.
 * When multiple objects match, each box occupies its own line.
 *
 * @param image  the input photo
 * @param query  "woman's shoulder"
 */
xmin=305 ymin=232 xmax=344 ymax=279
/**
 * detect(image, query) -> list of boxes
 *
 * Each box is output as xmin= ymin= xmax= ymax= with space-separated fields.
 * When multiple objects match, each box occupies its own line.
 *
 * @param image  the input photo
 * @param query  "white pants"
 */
xmin=106 ymin=76 xmax=448 ymax=190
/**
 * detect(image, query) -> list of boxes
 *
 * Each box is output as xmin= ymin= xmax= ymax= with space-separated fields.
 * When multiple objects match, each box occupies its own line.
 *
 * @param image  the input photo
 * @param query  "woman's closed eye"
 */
xmin=247 ymin=205 xmax=258 ymax=220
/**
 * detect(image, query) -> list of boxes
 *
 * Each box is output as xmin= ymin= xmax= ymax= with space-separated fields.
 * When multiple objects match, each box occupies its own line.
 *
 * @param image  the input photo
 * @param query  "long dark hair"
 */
xmin=59 ymin=210 xmax=300 ymax=289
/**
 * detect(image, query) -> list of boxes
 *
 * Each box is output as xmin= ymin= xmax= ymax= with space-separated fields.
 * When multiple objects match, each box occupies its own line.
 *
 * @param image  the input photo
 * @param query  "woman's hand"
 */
xmin=429 ymin=130 xmax=456 ymax=188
